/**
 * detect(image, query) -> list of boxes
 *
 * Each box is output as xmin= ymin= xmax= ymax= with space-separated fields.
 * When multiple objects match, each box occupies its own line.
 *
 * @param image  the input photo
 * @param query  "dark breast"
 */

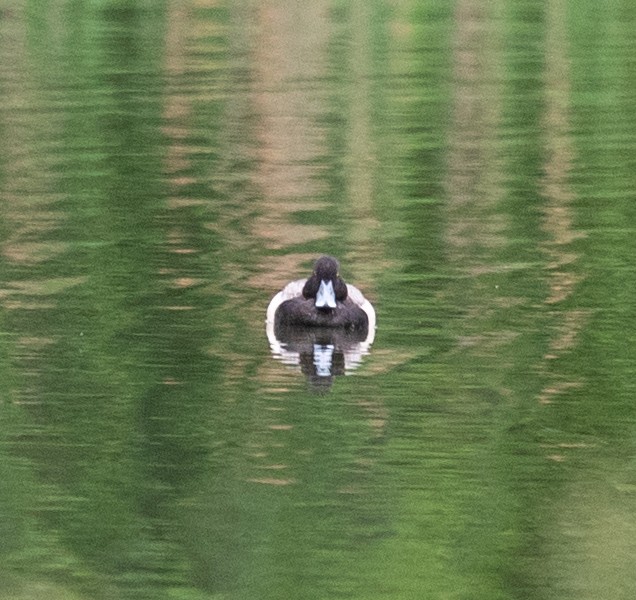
xmin=275 ymin=297 xmax=369 ymax=331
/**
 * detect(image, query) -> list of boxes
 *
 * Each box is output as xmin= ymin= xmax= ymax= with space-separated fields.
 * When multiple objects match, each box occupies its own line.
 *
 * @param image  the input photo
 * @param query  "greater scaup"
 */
xmin=266 ymin=256 xmax=376 ymax=334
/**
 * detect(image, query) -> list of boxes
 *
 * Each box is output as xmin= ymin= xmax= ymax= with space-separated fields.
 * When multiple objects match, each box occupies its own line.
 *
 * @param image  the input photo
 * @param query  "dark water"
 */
xmin=2 ymin=1 xmax=636 ymax=599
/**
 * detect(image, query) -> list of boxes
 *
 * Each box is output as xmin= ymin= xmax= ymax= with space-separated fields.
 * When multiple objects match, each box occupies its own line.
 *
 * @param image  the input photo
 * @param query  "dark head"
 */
xmin=302 ymin=256 xmax=348 ymax=311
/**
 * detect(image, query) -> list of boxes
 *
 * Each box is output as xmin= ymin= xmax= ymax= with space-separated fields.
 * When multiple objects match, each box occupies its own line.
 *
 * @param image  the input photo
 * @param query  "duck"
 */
xmin=266 ymin=256 xmax=376 ymax=333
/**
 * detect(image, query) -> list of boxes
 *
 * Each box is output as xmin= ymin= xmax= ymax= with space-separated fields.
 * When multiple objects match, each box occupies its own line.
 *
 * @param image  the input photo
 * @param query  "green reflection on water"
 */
xmin=1 ymin=1 xmax=636 ymax=600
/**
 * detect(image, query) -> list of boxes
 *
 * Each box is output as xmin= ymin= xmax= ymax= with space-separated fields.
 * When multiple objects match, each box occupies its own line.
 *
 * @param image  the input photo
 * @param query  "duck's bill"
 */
xmin=315 ymin=279 xmax=337 ymax=309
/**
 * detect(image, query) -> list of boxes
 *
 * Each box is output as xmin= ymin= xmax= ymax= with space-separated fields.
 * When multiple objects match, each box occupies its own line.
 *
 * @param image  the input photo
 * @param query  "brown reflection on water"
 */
xmin=445 ymin=0 xmax=506 ymax=260
xmin=445 ymin=0 xmax=511 ymax=366
xmin=342 ymin=1 xmax=383 ymax=282
xmin=246 ymin=1 xmax=383 ymax=293
xmin=162 ymin=1 xmax=225 ymax=204
xmin=163 ymin=1 xmax=197 ymax=190
xmin=540 ymin=1 xmax=584 ymax=305
xmin=538 ymin=0 xmax=589 ymax=407
xmin=0 ymin=7 xmax=70 ymax=310
xmin=250 ymin=1 xmax=331 ymax=256
xmin=0 ymin=53 xmax=64 ymax=266
xmin=248 ymin=252 xmax=318 ymax=291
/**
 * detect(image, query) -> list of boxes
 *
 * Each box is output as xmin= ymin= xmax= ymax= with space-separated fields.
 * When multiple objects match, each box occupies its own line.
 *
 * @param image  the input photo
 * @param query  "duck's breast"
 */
xmin=266 ymin=279 xmax=306 ymax=323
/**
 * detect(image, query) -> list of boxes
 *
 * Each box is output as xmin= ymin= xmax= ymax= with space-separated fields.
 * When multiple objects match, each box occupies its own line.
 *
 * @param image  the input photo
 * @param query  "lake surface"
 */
xmin=2 ymin=1 xmax=636 ymax=599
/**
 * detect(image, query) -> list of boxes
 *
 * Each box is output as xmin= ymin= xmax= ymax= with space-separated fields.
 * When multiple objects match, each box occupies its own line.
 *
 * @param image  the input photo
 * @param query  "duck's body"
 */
xmin=266 ymin=256 xmax=376 ymax=333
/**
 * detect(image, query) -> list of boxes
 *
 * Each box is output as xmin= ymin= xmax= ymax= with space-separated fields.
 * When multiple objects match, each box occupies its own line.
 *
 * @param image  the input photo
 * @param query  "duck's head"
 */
xmin=302 ymin=256 xmax=348 ymax=311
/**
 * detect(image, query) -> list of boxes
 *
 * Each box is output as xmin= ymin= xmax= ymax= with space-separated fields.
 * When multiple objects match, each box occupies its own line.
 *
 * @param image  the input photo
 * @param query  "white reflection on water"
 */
xmin=265 ymin=319 xmax=375 ymax=390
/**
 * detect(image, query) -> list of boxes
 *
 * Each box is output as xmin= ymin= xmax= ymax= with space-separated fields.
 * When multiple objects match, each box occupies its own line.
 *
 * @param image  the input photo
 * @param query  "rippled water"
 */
xmin=2 ymin=2 xmax=636 ymax=599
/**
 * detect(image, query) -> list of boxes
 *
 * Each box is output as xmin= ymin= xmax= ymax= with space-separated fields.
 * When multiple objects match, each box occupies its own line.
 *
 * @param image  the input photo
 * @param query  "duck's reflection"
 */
xmin=265 ymin=256 xmax=376 ymax=391
xmin=266 ymin=321 xmax=375 ymax=392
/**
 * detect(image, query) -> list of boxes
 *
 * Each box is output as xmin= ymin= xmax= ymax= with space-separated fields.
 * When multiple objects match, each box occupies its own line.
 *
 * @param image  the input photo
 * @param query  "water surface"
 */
xmin=2 ymin=2 xmax=636 ymax=599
